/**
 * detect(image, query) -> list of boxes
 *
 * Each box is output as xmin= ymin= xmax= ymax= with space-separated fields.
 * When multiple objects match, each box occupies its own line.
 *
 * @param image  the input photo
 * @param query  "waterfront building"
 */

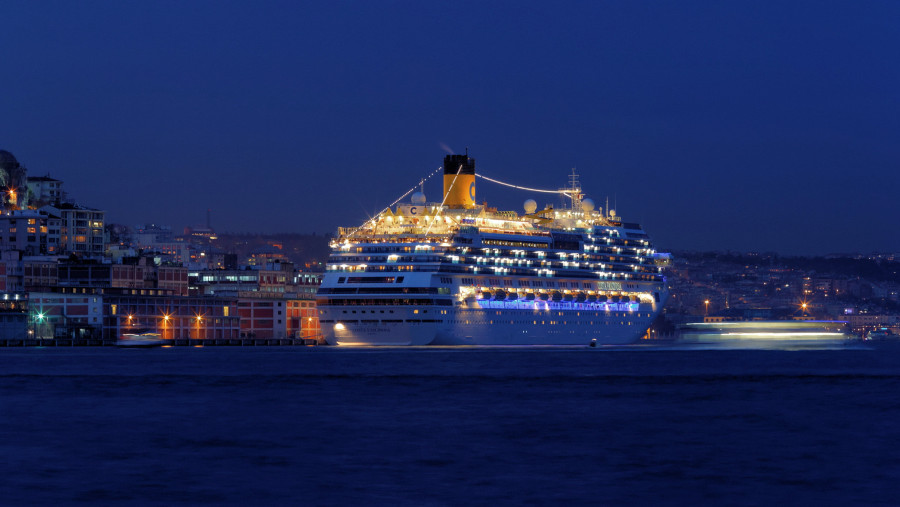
xmin=29 ymin=286 xmax=240 ymax=342
xmin=288 ymin=298 xmax=320 ymax=340
xmin=29 ymin=289 xmax=105 ymax=340
xmin=196 ymin=263 xmax=322 ymax=340
xmin=236 ymin=293 xmax=320 ymax=340
xmin=104 ymin=292 xmax=239 ymax=341
xmin=0 ymin=292 xmax=29 ymax=341
xmin=237 ymin=294 xmax=290 ymax=339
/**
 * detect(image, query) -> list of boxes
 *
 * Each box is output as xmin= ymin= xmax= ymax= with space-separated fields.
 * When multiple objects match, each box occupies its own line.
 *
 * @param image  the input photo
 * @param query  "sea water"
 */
xmin=1 ymin=344 xmax=899 ymax=505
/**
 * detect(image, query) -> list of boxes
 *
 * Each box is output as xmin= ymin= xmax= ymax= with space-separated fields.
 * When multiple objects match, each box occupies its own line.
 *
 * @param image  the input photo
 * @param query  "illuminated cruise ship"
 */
xmin=316 ymin=153 xmax=670 ymax=346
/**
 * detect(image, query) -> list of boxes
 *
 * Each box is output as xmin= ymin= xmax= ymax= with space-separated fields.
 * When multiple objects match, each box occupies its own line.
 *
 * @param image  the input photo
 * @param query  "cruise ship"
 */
xmin=317 ymin=153 xmax=670 ymax=346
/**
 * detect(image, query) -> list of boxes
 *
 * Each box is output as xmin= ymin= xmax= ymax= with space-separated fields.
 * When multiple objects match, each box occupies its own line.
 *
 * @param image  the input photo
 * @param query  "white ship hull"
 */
xmin=321 ymin=296 xmax=666 ymax=346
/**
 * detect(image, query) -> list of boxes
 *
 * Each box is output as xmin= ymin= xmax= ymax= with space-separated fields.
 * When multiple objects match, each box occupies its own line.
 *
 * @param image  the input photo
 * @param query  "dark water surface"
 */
xmin=2 ymin=345 xmax=900 ymax=505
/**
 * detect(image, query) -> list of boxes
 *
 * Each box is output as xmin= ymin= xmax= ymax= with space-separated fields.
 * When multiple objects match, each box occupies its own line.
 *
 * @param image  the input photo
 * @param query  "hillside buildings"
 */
xmin=0 ymin=148 xmax=323 ymax=345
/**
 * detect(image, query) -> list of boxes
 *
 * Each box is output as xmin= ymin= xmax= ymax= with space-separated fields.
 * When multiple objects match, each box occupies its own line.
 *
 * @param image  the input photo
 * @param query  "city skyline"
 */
xmin=2 ymin=2 xmax=898 ymax=255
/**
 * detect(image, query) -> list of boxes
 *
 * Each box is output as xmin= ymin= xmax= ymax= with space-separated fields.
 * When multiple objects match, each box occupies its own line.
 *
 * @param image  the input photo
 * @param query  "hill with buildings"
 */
xmin=666 ymin=250 xmax=900 ymax=337
xmin=0 ymin=148 xmax=326 ymax=345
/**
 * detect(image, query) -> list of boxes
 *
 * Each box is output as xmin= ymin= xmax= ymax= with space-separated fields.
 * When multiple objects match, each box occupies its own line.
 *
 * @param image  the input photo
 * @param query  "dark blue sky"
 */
xmin=2 ymin=1 xmax=898 ymax=254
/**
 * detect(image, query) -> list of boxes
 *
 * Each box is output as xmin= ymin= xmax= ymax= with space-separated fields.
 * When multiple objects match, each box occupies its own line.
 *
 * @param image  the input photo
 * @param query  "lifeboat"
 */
xmin=538 ymin=292 xmax=550 ymax=301
xmin=525 ymin=293 xmax=536 ymax=301
xmin=608 ymin=296 xmax=619 ymax=303
xmin=479 ymin=290 xmax=492 ymax=300
xmin=507 ymin=292 xmax=519 ymax=301
xmin=586 ymin=294 xmax=598 ymax=303
xmin=493 ymin=289 xmax=506 ymax=300
xmin=562 ymin=293 xmax=574 ymax=302
xmin=551 ymin=291 xmax=563 ymax=302
xmin=575 ymin=292 xmax=587 ymax=303
xmin=597 ymin=295 xmax=608 ymax=303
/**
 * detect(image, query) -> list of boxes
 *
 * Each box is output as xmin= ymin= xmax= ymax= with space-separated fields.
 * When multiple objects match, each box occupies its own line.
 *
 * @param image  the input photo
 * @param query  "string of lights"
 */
xmin=425 ymin=165 xmax=462 ymax=235
xmin=383 ymin=166 xmax=442 ymax=210
xmin=348 ymin=166 xmax=442 ymax=236
xmin=476 ymin=173 xmax=571 ymax=196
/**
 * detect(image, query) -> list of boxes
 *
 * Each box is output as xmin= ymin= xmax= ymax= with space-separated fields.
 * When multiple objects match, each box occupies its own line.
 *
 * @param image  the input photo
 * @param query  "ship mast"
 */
xmin=562 ymin=168 xmax=583 ymax=212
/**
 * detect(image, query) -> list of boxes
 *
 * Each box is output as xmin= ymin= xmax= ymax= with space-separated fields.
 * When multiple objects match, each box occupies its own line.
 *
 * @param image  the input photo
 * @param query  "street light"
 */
xmin=34 ymin=312 xmax=45 ymax=340
xmin=195 ymin=315 xmax=204 ymax=340
xmin=704 ymin=300 xmax=710 ymax=316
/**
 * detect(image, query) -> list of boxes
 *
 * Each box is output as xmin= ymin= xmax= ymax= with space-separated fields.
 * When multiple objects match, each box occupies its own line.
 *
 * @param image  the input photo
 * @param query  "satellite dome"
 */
xmin=411 ymin=191 xmax=426 ymax=204
xmin=581 ymin=198 xmax=595 ymax=213
xmin=524 ymin=199 xmax=537 ymax=214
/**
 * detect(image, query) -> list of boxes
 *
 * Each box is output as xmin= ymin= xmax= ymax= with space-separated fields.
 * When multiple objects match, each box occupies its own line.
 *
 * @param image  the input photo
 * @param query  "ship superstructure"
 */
xmin=316 ymin=153 xmax=670 ymax=345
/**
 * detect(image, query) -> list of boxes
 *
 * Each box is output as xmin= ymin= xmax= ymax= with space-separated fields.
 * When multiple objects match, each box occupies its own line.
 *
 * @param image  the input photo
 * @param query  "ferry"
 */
xmin=316 ymin=153 xmax=670 ymax=346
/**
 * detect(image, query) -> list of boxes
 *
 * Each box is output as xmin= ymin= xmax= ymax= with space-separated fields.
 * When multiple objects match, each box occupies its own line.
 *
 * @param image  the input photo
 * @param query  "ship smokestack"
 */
xmin=443 ymin=153 xmax=476 ymax=209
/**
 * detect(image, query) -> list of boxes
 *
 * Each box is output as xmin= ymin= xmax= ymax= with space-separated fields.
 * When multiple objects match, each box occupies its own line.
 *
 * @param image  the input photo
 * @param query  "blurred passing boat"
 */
xmin=678 ymin=321 xmax=851 ymax=349
xmin=117 ymin=332 xmax=166 ymax=348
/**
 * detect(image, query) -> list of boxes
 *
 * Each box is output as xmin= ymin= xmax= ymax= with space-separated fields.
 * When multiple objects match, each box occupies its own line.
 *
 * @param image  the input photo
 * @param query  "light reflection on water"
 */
xmin=2 ymin=345 xmax=900 ymax=505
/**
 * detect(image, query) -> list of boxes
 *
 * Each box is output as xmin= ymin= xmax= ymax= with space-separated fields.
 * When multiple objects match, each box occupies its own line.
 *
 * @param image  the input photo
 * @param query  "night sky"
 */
xmin=2 ymin=1 xmax=898 ymax=255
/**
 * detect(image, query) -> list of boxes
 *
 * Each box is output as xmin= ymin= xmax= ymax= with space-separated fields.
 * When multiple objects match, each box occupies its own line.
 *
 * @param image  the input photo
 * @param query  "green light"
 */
xmin=36 ymin=313 xmax=45 ymax=322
